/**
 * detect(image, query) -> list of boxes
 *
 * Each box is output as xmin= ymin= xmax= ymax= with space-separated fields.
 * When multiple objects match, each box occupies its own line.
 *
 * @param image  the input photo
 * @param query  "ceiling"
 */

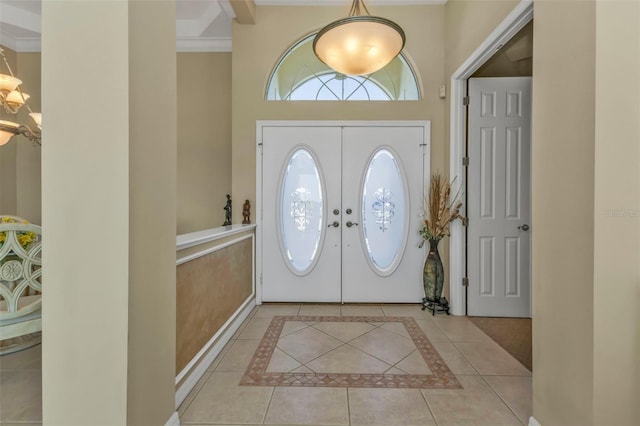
xmin=0 ymin=0 xmax=446 ymax=53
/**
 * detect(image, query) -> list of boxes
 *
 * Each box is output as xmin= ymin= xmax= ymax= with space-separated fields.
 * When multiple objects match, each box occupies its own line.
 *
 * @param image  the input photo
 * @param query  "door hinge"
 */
xmin=463 ymin=156 xmax=469 ymax=166
xmin=463 ymin=96 xmax=470 ymax=106
xmin=462 ymin=277 xmax=469 ymax=287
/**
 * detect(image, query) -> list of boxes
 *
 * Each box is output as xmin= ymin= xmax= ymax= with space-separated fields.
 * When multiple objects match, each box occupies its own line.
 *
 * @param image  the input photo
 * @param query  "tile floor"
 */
xmin=0 ymin=304 xmax=532 ymax=425
xmin=179 ymin=304 xmax=532 ymax=426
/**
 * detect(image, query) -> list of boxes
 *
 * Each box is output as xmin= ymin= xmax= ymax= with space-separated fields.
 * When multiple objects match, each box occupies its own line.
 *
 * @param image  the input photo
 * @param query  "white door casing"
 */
xmin=467 ymin=77 xmax=532 ymax=317
xmin=258 ymin=121 xmax=429 ymax=304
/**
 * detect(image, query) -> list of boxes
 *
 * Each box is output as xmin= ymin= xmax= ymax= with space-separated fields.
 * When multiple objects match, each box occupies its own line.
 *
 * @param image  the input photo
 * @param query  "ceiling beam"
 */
xmin=229 ymin=0 xmax=256 ymax=24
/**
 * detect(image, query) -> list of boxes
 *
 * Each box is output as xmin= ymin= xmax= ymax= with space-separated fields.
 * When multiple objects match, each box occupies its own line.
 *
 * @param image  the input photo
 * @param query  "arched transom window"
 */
xmin=266 ymin=34 xmax=421 ymax=101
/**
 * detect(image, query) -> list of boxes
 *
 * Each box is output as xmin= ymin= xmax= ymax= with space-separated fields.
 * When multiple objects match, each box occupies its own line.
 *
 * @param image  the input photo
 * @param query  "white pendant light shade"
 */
xmin=29 ymin=113 xmax=42 ymax=129
xmin=313 ymin=0 xmax=405 ymax=76
xmin=5 ymin=90 xmax=29 ymax=106
xmin=0 ymin=120 xmax=20 ymax=146
xmin=0 ymin=74 xmax=22 ymax=92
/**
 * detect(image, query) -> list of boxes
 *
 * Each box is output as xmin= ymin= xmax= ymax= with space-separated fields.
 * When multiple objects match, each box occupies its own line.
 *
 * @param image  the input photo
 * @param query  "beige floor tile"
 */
xmin=0 ymin=371 xmax=42 ymax=422
xmin=277 ymin=327 xmax=343 ymax=363
xmin=434 ymin=316 xmax=491 ymax=342
xmin=254 ymin=303 xmax=300 ymax=318
xmin=281 ymin=321 xmax=310 ymax=336
xmin=0 ymin=345 xmax=42 ymax=371
xmin=238 ymin=317 xmax=273 ymax=339
xmin=215 ymin=339 xmax=261 ymax=372
xmin=456 ymin=341 xmax=531 ymax=376
xmin=306 ymin=344 xmax=391 ymax=374
xmin=298 ymin=304 xmax=341 ymax=316
xmin=386 ymin=366 xmax=408 ymax=374
xmin=422 ymin=375 xmax=521 ymax=426
xmin=178 ymin=371 xmax=212 ymax=417
xmin=264 ymin=387 xmax=349 ymax=425
xmin=381 ymin=304 xmax=429 ymax=319
xmin=349 ymin=388 xmax=436 ymax=426
xmin=207 ymin=339 xmax=233 ymax=372
xmin=349 ymin=327 xmax=416 ymax=365
xmin=395 ymin=350 xmax=433 ymax=375
xmin=430 ymin=341 xmax=478 ymax=375
xmin=0 ymin=423 xmax=42 ymax=426
xmin=266 ymin=348 xmax=302 ymax=372
xmin=312 ymin=321 xmax=375 ymax=342
xmin=341 ymin=305 xmax=384 ymax=316
xmin=414 ymin=319 xmax=450 ymax=342
xmin=380 ymin=322 xmax=412 ymax=339
xmin=181 ymin=372 xmax=273 ymax=424
xmin=484 ymin=376 xmax=533 ymax=424
xmin=292 ymin=365 xmax=314 ymax=373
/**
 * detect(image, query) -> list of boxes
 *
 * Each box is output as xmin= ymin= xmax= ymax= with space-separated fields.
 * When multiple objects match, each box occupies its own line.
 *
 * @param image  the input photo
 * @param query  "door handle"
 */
xmin=328 ymin=221 xmax=340 ymax=228
xmin=517 ymin=224 xmax=530 ymax=231
xmin=346 ymin=221 xmax=359 ymax=228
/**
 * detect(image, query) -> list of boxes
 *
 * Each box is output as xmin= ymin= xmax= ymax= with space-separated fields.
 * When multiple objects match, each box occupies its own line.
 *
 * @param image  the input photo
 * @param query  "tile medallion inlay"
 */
xmin=240 ymin=316 xmax=462 ymax=389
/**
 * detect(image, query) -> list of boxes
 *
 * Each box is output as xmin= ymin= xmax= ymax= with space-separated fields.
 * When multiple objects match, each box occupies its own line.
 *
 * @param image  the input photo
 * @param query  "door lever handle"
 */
xmin=517 ymin=224 xmax=530 ymax=231
xmin=328 ymin=221 xmax=340 ymax=228
xmin=346 ymin=221 xmax=359 ymax=228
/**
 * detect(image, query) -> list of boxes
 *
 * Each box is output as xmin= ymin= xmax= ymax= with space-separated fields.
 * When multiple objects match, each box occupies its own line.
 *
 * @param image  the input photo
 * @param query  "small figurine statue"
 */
xmin=222 ymin=194 xmax=232 ymax=226
xmin=242 ymin=200 xmax=251 ymax=224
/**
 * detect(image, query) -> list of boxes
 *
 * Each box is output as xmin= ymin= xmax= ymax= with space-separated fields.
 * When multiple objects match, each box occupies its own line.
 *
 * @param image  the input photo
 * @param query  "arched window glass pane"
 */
xmin=266 ymin=33 xmax=420 ymax=101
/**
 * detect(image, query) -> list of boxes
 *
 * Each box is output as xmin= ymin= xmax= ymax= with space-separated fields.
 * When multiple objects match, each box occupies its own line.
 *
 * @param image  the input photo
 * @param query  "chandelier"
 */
xmin=0 ymin=47 xmax=41 ymax=146
xmin=313 ymin=0 xmax=405 ymax=76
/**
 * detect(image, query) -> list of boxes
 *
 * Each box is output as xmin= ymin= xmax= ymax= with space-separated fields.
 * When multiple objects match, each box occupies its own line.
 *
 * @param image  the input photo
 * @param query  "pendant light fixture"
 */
xmin=0 ymin=47 xmax=41 ymax=146
xmin=313 ymin=0 xmax=406 ymax=76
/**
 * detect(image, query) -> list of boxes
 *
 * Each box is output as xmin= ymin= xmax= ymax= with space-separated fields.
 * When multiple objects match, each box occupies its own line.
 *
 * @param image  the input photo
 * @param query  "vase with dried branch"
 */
xmin=419 ymin=173 xmax=465 ymax=307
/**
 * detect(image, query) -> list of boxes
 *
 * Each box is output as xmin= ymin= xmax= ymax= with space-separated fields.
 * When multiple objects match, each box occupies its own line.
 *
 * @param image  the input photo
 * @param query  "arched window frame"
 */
xmin=265 ymin=33 xmax=422 ymax=101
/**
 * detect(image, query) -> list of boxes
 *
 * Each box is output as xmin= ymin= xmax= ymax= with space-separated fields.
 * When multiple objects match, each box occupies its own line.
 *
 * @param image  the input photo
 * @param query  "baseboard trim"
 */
xmin=175 ymin=297 xmax=256 ymax=408
xmin=529 ymin=416 xmax=541 ymax=426
xmin=165 ymin=411 xmax=180 ymax=426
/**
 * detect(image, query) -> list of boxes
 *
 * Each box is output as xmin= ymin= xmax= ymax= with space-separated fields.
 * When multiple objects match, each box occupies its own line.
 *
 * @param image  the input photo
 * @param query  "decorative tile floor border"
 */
xmin=240 ymin=316 xmax=462 ymax=389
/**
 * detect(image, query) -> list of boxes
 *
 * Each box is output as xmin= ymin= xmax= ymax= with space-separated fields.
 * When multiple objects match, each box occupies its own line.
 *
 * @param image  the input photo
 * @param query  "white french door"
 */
xmin=467 ymin=77 xmax=532 ymax=317
xmin=259 ymin=122 xmax=429 ymax=303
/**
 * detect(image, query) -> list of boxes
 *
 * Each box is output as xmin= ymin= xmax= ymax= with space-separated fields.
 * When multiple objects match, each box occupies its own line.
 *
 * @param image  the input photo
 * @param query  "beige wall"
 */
xmin=42 ymin=1 xmax=131 ymax=423
xmin=41 ymin=1 xmax=176 ymax=424
xmin=127 ymin=1 xmax=177 ymax=424
xmin=16 ymin=52 xmax=42 ymax=225
xmin=592 ymin=1 xmax=640 ymax=423
xmin=177 ymin=52 xmax=232 ymax=234
xmin=531 ymin=2 xmax=596 ymax=424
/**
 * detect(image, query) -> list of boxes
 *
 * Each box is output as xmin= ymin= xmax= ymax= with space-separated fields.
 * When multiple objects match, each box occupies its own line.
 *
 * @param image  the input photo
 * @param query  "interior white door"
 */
xmin=260 ymin=123 xmax=428 ymax=303
xmin=467 ymin=77 xmax=532 ymax=317
xmin=341 ymin=126 xmax=427 ymax=302
xmin=261 ymin=126 xmax=342 ymax=302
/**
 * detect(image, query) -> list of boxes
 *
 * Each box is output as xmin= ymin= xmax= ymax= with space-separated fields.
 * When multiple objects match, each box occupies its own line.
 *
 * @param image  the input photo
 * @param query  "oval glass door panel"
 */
xmin=280 ymin=148 xmax=324 ymax=274
xmin=361 ymin=149 xmax=407 ymax=274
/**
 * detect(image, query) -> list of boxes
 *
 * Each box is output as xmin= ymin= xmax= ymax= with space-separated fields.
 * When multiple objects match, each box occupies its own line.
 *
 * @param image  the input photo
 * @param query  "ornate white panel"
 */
xmin=481 ymin=91 xmax=497 ymax=117
xmin=480 ymin=127 xmax=496 ymax=219
xmin=505 ymin=237 xmax=520 ymax=297
xmin=479 ymin=237 xmax=495 ymax=296
xmin=505 ymin=127 xmax=522 ymax=219
xmin=506 ymin=90 xmax=522 ymax=117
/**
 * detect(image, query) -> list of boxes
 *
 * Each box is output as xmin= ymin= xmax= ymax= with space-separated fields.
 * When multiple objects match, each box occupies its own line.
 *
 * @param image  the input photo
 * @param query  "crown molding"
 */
xmin=0 ymin=32 xmax=40 ymax=52
xmin=177 ymin=37 xmax=232 ymax=52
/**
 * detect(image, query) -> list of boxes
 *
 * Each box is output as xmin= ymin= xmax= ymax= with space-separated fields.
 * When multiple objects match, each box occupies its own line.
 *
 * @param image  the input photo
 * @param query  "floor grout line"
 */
xmin=260 ymin=385 xmax=276 ymax=425
xmin=480 ymin=375 xmax=528 ymax=426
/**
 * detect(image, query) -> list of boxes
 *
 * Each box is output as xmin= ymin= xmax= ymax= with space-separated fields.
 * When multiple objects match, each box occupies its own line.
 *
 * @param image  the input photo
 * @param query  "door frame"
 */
xmin=256 ymin=120 xmax=430 ymax=305
xmin=448 ymin=0 xmax=533 ymax=316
